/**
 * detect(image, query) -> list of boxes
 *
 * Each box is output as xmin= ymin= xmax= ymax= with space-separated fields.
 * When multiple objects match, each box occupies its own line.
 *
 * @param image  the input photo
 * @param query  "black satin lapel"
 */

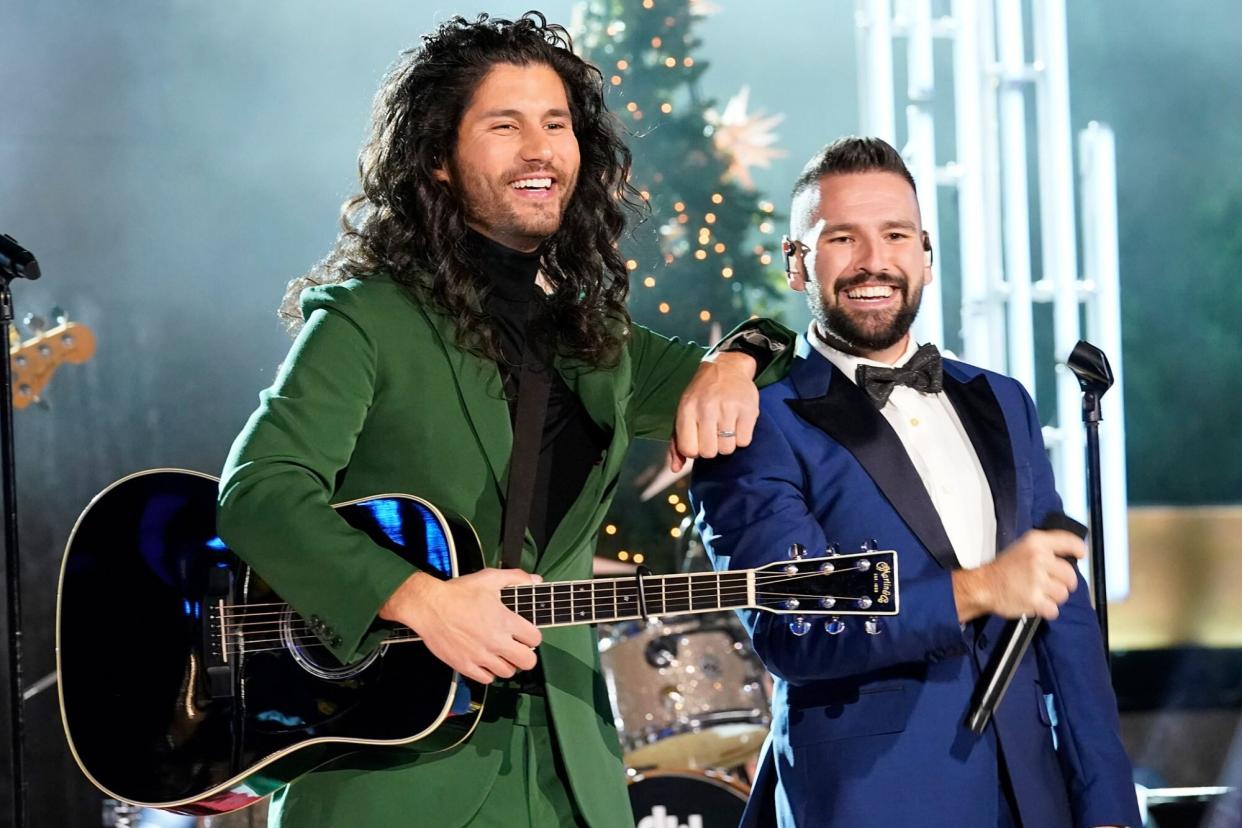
xmin=942 ymin=371 xmax=1017 ymax=549
xmin=786 ymin=365 xmax=959 ymax=570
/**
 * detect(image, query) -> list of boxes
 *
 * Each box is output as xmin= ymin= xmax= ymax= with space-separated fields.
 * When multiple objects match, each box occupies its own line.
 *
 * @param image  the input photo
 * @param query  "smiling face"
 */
xmin=788 ymin=170 xmax=932 ymax=363
xmin=439 ymin=61 xmax=581 ymax=252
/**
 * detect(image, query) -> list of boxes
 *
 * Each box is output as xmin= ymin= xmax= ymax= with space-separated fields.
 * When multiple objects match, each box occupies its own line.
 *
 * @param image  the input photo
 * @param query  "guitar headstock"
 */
xmin=751 ymin=542 xmax=899 ymax=637
xmin=10 ymin=316 xmax=96 ymax=409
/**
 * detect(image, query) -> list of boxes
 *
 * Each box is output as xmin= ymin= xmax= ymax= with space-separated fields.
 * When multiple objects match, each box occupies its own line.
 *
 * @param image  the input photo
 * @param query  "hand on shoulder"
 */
xmin=668 ymin=351 xmax=759 ymax=472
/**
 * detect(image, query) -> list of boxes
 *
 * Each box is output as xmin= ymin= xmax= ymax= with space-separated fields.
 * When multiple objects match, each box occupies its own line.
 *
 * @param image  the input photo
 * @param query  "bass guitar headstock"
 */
xmin=9 ymin=311 xmax=96 ymax=409
xmin=752 ymin=540 xmax=899 ymax=638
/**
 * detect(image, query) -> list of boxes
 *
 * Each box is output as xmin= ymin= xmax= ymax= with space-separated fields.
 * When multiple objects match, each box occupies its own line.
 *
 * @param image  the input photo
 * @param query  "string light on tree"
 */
xmin=580 ymin=0 xmax=788 ymax=571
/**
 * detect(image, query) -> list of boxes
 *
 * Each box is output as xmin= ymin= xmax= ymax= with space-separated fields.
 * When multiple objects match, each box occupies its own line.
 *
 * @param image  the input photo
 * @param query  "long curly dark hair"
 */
xmin=281 ymin=11 xmax=639 ymax=366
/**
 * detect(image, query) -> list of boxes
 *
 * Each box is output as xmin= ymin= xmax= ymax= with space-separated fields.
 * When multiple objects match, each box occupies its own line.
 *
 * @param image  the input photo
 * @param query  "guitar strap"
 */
xmin=500 ymin=333 xmax=552 ymax=570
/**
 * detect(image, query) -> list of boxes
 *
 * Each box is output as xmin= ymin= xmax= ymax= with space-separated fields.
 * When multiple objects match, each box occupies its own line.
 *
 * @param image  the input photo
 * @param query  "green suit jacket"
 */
xmin=217 ymin=275 xmax=790 ymax=827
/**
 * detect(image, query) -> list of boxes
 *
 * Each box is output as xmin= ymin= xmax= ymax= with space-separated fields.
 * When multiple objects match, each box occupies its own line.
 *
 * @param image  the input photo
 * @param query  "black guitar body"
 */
xmin=59 ymin=469 xmax=901 ymax=816
xmin=56 ymin=469 xmax=486 ymax=815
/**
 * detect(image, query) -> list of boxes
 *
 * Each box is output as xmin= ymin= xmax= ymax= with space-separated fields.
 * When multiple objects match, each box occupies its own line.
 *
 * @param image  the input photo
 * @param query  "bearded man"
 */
xmin=217 ymin=13 xmax=791 ymax=827
xmin=691 ymin=137 xmax=1141 ymax=828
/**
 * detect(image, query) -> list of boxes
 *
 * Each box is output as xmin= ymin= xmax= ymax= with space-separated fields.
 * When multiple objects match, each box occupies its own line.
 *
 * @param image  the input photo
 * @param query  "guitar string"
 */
xmin=218 ymin=585 xmax=866 ymax=631
xmin=215 ymin=565 xmax=872 ymax=622
xmin=227 ymin=593 xmax=889 ymax=654
xmin=218 ymin=583 xmax=862 ymax=633
xmin=217 ymin=583 xmax=877 ymax=637
xmin=221 ymin=581 xmax=875 ymax=636
xmin=220 ymin=577 xmax=882 ymax=649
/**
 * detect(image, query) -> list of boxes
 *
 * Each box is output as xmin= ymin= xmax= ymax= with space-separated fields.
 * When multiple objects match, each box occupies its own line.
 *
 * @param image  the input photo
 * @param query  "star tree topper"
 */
xmin=705 ymin=86 xmax=787 ymax=190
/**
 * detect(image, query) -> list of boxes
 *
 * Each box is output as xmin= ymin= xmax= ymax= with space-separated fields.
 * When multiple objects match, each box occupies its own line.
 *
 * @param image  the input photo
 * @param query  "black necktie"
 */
xmin=855 ymin=343 xmax=944 ymax=409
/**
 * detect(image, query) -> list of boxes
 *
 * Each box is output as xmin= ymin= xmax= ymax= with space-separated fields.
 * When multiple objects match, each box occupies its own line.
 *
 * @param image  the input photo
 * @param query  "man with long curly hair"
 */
xmin=217 ymin=12 xmax=791 ymax=827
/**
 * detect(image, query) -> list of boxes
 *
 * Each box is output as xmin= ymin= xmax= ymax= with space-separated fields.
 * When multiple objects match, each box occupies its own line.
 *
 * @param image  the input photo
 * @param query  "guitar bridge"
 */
xmin=203 ymin=566 xmax=235 ymax=699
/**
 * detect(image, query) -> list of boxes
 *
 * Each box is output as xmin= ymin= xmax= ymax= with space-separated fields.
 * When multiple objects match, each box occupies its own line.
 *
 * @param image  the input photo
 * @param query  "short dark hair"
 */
xmin=790 ymin=136 xmax=917 ymax=202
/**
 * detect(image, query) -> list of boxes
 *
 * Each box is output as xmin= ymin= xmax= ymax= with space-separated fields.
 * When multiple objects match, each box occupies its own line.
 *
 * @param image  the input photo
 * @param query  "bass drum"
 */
xmin=600 ymin=612 xmax=770 ymax=770
xmin=628 ymin=769 xmax=749 ymax=828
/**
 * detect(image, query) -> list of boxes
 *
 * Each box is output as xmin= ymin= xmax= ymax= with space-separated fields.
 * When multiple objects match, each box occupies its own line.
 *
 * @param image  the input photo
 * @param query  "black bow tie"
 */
xmin=855 ymin=343 xmax=944 ymax=408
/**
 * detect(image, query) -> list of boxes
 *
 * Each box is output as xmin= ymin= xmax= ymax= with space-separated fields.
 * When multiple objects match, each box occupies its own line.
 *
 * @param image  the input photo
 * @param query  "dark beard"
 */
xmin=809 ymin=277 xmax=922 ymax=357
xmin=822 ymin=301 xmax=919 ymax=354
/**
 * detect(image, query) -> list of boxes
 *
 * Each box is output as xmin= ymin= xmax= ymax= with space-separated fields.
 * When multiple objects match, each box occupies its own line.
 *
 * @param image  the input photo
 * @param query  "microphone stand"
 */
xmin=1067 ymin=340 xmax=1116 ymax=663
xmin=0 ymin=233 xmax=39 ymax=828
xmin=966 ymin=340 xmax=1117 ymax=734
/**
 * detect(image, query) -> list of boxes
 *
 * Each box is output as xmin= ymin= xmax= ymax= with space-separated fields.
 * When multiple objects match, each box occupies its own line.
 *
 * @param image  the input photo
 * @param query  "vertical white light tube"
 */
xmin=1079 ymin=122 xmax=1131 ymax=599
xmin=906 ymin=0 xmax=944 ymax=347
xmin=977 ymin=0 xmax=1009 ymax=371
xmin=1033 ymin=0 xmax=1086 ymax=522
xmin=952 ymin=0 xmax=994 ymax=367
xmin=855 ymin=0 xmax=897 ymax=143
xmin=995 ymin=0 xmax=1037 ymax=393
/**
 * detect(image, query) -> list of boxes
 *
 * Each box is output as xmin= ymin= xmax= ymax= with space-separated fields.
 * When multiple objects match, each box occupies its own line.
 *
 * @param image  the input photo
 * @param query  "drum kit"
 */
xmin=601 ymin=535 xmax=770 ymax=828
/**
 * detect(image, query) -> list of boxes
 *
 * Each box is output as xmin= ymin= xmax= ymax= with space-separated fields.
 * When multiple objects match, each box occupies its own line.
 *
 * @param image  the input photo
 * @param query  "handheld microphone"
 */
xmin=966 ymin=512 xmax=1088 ymax=734
xmin=0 ymin=234 xmax=41 ymax=282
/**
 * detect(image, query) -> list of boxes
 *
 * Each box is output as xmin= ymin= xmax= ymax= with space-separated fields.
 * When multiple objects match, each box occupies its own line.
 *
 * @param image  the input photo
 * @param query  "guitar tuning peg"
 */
xmin=788 ymin=543 xmax=807 ymax=560
xmin=788 ymin=616 xmax=811 ymax=637
xmin=51 ymin=306 xmax=67 ymax=325
xmin=23 ymin=313 xmax=47 ymax=335
xmin=825 ymin=542 xmax=841 ymax=556
xmin=860 ymin=538 xmax=878 ymax=552
xmin=824 ymin=616 xmax=846 ymax=635
xmin=864 ymin=617 xmax=882 ymax=636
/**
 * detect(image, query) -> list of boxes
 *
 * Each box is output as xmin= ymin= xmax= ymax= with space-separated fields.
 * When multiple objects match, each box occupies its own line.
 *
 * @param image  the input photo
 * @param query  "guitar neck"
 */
xmin=499 ymin=570 xmax=752 ymax=628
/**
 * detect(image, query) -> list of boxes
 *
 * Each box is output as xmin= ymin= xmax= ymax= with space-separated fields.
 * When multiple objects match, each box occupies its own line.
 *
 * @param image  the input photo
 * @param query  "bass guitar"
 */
xmin=57 ymin=468 xmax=900 ymax=815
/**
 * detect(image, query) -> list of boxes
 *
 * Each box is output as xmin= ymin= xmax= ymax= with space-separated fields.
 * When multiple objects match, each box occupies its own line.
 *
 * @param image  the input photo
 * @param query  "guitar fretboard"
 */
xmin=499 ymin=571 xmax=752 ymax=628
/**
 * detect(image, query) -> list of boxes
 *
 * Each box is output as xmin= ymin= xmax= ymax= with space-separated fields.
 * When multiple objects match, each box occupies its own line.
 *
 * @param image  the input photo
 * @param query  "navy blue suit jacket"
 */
xmin=691 ymin=338 xmax=1141 ymax=828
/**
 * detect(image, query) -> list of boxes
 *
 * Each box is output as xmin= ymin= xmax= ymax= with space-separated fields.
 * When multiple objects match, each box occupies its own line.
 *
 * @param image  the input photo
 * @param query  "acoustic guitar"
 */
xmin=57 ymin=468 xmax=900 ymax=815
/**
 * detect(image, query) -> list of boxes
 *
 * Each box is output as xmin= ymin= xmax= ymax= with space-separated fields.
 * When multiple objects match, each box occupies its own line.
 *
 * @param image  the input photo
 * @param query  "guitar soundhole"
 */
xmin=279 ymin=608 xmax=381 ymax=680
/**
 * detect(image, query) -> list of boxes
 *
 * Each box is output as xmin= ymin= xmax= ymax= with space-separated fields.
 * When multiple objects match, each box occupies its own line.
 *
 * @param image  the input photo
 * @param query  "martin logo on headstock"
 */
xmin=780 ymin=540 xmax=899 ymax=638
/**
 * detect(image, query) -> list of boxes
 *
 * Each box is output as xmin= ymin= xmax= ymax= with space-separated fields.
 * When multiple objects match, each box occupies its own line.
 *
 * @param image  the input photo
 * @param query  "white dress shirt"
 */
xmin=807 ymin=325 xmax=998 ymax=570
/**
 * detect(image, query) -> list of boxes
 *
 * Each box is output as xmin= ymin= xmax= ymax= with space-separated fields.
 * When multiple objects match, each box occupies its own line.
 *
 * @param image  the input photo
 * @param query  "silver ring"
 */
xmin=717 ymin=430 xmax=736 ymax=438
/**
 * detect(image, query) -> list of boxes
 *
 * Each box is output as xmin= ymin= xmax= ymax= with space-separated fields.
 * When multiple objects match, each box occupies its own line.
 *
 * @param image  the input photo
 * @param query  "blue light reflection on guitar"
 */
xmin=56 ymin=469 xmax=900 ymax=816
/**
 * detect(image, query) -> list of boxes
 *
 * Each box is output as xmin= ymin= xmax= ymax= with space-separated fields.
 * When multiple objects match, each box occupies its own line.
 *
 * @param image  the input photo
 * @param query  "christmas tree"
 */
xmin=576 ymin=0 xmax=788 ymax=571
